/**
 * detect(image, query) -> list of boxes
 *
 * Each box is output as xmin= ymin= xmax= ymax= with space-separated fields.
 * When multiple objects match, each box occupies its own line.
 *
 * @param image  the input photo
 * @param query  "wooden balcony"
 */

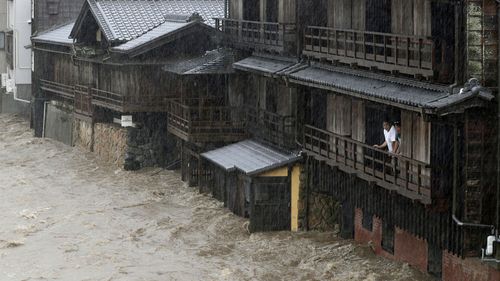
xmin=303 ymin=26 xmax=439 ymax=78
xmin=91 ymin=88 xmax=173 ymax=113
xmin=166 ymin=98 xmax=247 ymax=143
xmin=215 ymin=18 xmax=296 ymax=54
xmin=302 ymin=125 xmax=431 ymax=204
xmin=74 ymin=85 xmax=92 ymax=117
xmin=39 ymin=79 xmax=75 ymax=101
xmin=245 ymin=107 xmax=296 ymax=150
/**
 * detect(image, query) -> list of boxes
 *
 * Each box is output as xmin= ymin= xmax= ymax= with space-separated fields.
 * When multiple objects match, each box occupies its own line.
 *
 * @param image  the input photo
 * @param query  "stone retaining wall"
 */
xmin=71 ymin=113 xmax=178 ymax=170
xmin=93 ymin=123 xmax=128 ymax=167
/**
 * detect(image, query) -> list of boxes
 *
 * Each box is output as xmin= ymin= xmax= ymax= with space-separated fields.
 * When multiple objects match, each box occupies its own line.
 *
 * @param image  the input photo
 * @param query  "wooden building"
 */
xmin=215 ymin=0 xmax=500 ymax=279
xmin=32 ymin=0 xmax=234 ymax=168
xmin=201 ymin=140 xmax=301 ymax=232
xmin=30 ymin=0 xmax=500 ymax=279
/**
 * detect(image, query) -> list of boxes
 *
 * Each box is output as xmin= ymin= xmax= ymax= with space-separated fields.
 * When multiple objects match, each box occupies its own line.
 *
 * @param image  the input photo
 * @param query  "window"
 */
xmin=0 ymin=32 xmax=4 ymax=50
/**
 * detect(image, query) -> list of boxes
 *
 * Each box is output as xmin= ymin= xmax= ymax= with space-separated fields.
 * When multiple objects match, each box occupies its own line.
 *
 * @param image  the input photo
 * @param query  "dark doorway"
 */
xmin=250 ymin=176 xmax=291 ymax=232
xmin=307 ymin=90 xmax=327 ymax=130
xmin=266 ymin=0 xmax=278 ymax=22
xmin=266 ymin=81 xmax=278 ymax=113
xmin=243 ymin=0 xmax=260 ymax=21
xmin=365 ymin=0 xmax=391 ymax=33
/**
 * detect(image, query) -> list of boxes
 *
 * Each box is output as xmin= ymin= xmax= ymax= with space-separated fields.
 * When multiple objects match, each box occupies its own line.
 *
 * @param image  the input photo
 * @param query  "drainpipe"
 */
xmin=13 ymin=88 xmax=31 ymax=104
xmin=496 ymin=0 xmax=500 ymax=232
xmin=41 ymin=100 xmax=48 ymax=138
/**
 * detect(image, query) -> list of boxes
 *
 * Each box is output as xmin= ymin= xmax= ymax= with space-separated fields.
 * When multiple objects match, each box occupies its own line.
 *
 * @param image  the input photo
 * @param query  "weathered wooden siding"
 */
xmin=326 ymin=94 xmax=351 ymax=136
xmin=279 ymin=0 xmax=296 ymax=23
xmin=400 ymin=110 xmax=430 ymax=164
xmin=327 ymin=0 xmax=365 ymax=29
xmin=392 ymin=0 xmax=431 ymax=36
xmin=229 ymin=0 xmax=243 ymax=19
xmin=54 ymin=55 xmax=78 ymax=86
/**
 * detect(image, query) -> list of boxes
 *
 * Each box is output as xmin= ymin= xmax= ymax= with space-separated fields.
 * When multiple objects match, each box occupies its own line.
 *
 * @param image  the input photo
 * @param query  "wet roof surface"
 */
xmin=288 ymin=66 xmax=449 ymax=108
xmin=111 ymin=21 xmax=193 ymax=52
xmin=86 ymin=0 xmax=223 ymax=42
xmin=233 ymin=56 xmax=296 ymax=75
xmin=32 ymin=23 xmax=75 ymax=46
xmin=162 ymin=49 xmax=234 ymax=75
xmin=201 ymin=140 xmax=301 ymax=176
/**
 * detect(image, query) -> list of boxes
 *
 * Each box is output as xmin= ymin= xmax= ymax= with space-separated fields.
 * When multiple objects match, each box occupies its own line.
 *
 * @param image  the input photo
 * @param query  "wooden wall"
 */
xmin=327 ymin=0 xmax=365 ymax=29
xmin=279 ymin=0 xmax=296 ymax=23
xmin=326 ymin=94 xmax=352 ymax=136
xmin=391 ymin=0 xmax=431 ymax=36
xmin=229 ymin=0 xmax=243 ymax=19
xmin=230 ymin=0 xmax=295 ymax=23
xmin=400 ymin=110 xmax=431 ymax=164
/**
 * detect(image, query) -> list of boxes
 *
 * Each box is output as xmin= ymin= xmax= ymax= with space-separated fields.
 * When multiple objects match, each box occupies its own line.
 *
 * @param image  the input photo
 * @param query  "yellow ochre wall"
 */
xmin=259 ymin=166 xmax=289 ymax=177
xmin=257 ymin=164 xmax=302 ymax=231
xmin=290 ymin=165 xmax=300 ymax=232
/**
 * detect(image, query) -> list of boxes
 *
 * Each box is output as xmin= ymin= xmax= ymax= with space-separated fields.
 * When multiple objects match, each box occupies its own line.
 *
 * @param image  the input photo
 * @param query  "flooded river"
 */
xmin=0 ymin=114 xmax=433 ymax=280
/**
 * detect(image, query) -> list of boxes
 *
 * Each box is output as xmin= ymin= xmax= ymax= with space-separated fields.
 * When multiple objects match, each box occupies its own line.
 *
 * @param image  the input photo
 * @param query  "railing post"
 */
xmin=406 ymin=37 xmax=410 ymax=67
xmin=393 ymin=155 xmax=397 ymax=185
xmin=418 ymin=38 xmax=423 ymax=69
xmin=405 ymin=161 xmax=410 ymax=190
xmin=417 ymin=164 xmax=422 ymax=195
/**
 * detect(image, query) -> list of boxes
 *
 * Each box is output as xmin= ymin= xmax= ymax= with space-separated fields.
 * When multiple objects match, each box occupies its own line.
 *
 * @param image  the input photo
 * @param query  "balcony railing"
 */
xmin=303 ymin=26 xmax=438 ymax=78
xmin=39 ymin=79 xmax=75 ymax=101
xmin=303 ymin=125 xmax=431 ymax=204
xmin=166 ymin=98 xmax=247 ymax=143
xmin=215 ymin=18 xmax=296 ymax=53
xmin=90 ymin=88 xmax=174 ymax=113
xmin=245 ymin=107 xmax=296 ymax=150
xmin=74 ymin=85 xmax=92 ymax=117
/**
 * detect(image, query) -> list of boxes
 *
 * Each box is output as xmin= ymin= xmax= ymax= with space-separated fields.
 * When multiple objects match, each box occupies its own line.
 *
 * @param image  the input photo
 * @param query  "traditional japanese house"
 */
xmin=32 ymin=0 xmax=234 ymax=168
xmin=193 ymin=0 xmax=302 ymax=230
xmin=285 ymin=0 xmax=500 ymax=279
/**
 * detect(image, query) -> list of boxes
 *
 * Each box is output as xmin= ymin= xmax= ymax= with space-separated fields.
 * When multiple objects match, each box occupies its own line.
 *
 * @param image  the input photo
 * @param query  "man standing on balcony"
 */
xmin=373 ymin=120 xmax=398 ymax=154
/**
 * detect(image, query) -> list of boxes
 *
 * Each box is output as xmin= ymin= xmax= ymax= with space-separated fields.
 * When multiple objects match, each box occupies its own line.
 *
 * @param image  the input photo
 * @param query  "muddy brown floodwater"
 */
xmin=0 ymin=114 xmax=434 ymax=281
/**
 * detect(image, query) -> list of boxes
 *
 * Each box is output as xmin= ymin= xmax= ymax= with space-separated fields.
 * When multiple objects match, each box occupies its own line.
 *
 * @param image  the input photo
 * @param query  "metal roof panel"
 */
xmin=201 ymin=140 xmax=301 ymax=176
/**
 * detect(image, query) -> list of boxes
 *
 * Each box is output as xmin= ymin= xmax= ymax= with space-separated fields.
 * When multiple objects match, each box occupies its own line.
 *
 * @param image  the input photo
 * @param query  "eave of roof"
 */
xmin=233 ymin=56 xmax=298 ymax=77
xmin=161 ymin=49 xmax=234 ymax=75
xmin=285 ymin=63 xmax=493 ymax=115
xmin=201 ymin=140 xmax=301 ymax=176
xmin=32 ymin=22 xmax=75 ymax=47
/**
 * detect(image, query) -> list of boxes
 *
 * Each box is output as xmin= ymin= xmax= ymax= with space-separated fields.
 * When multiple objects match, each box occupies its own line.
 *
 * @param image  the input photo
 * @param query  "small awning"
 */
xmin=233 ymin=56 xmax=298 ymax=77
xmin=287 ymin=64 xmax=494 ymax=115
xmin=201 ymin=140 xmax=301 ymax=176
xmin=162 ymin=49 xmax=234 ymax=75
xmin=32 ymin=22 xmax=75 ymax=47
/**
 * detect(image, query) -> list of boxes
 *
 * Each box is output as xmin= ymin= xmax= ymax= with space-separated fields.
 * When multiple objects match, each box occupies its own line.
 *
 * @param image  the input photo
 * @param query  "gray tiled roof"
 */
xmin=233 ymin=56 xmax=297 ymax=75
xmin=201 ymin=140 xmax=301 ymax=176
xmin=32 ymin=22 xmax=75 ymax=46
xmin=287 ymin=65 xmax=449 ymax=108
xmin=83 ymin=0 xmax=223 ymax=43
xmin=287 ymin=64 xmax=494 ymax=113
xmin=162 ymin=49 xmax=234 ymax=75
xmin=111 ymin=20 xmax=193 ymax=52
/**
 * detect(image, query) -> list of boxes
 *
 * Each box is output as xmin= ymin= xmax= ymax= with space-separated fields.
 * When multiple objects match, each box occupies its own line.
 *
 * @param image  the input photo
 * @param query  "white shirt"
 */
xmin=384 ymin=126 xmax=397 ymax=153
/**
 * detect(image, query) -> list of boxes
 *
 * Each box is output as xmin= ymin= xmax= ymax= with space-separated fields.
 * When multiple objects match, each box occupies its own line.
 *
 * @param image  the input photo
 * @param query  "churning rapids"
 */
xmin=0 ymin=114 xmax=433 ymax=281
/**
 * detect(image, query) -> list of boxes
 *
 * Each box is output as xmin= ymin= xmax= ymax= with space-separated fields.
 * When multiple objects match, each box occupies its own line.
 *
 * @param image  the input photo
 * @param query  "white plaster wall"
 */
xmin=7 ymin=0 xmax=31 ymax=86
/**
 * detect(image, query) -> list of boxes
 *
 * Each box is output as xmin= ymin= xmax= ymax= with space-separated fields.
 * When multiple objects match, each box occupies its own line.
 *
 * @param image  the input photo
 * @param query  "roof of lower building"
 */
xmin=162 ymin=49 xmax=234 ymax=75
xmin=201 ymin=140 xmax=301 ymax=176
xmin=71 ymin=0 xmax=223 ymax=43
xmin=233 ymin=56 xmax=298 ymax=76
xmin=32 ymin=22 xmax=75 ymax=46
